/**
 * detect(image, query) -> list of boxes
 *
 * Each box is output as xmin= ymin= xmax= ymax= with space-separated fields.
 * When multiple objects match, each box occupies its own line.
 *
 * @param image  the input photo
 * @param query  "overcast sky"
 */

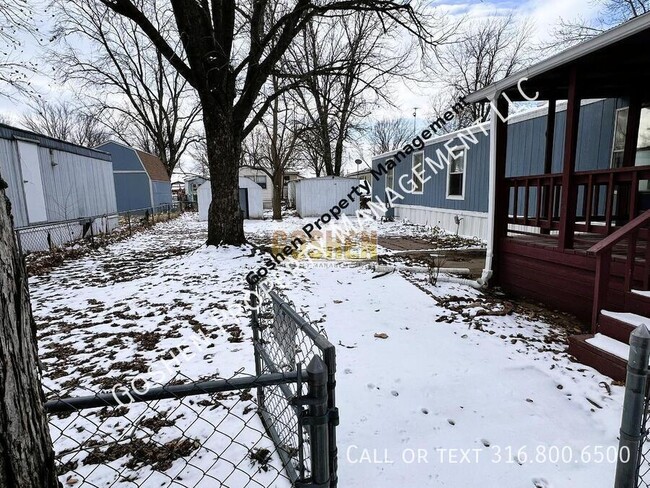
xmin=0 ymin=0 xmax=602 ymax=175
xmin=388 ymin=0 xmax=599 ymax=120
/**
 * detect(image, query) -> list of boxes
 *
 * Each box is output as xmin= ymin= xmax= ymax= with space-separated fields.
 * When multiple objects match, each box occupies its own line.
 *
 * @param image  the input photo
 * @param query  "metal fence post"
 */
xmin=615 ymin=324 xmax=650 ymax=488
xmin=306 ymin=356 xmax=330 ymax=487
xmin=250 ymin=283 xmax=264 ymax=408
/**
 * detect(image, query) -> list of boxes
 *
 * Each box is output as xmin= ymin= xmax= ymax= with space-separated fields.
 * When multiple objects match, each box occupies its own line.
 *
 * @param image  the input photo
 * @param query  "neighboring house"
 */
xmin=239 ymin=167 xmax=301 ymax=208
xmin=372 ymin=98 xmax=625 ymax=240
xmin=375 ymin=13 xmax=650 ymax=381
xmin=346 ymin=167 xmax=372 ymax=190
xmin=96 ymin=141 xmax=172 ymax=213
xmin=0 ymin=123 xmax=118 ymax=251
xmin=196 ymin=178 xmax=263 ymax=220
xmin=184 ymin=176 xmax=206 ymax=204
xmin=171 ymin=181 xmax=185 ymax=202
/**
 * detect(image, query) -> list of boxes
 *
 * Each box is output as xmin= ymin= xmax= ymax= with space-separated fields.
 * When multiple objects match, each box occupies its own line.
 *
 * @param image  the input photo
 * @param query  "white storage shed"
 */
xmin=197 ymin=178 xmax=264 ymax=221
xmin=295 ymin=176 xmax=361 ymax=218
xmin=0 ymin=123 xmax=118 ymax=252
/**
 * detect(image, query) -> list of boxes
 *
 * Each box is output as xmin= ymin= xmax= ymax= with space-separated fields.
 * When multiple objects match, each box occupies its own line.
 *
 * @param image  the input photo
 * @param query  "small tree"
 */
xmin=430 ymin=14 xmax=532 ymax=127
xmin=21 ymin=99 xmax=110 ymax=147
xmin=369 ymin=117 xmax=412 ymax=154
xmin=242 ymin=76 xmax=304 ymax=220
xmin=292 ymin=12 xmax=418 ymax=176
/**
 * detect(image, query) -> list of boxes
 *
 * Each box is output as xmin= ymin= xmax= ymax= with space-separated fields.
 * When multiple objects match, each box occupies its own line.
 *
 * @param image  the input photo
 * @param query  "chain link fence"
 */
xmin=251 ymin=284 xmax=338 ymax=487
xmin=614 ymin=324 xmax=650 ymax=488
xmin=44 ymin=288 xmax=338 ymax=488
xmin=15 ymin=203 xmax=182 ymax=255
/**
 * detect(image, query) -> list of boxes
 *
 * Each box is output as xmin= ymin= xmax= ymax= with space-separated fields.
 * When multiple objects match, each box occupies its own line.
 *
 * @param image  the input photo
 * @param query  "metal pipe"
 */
xmin=373 ymin=265 xmax=484 ymax=289
xmin=44 ymin=371 xmax=305 ymax=414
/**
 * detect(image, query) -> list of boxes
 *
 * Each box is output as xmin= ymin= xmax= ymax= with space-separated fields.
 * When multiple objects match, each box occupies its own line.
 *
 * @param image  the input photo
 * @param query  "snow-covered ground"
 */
xmin=31 ymin=214 xmax=625 ymax=488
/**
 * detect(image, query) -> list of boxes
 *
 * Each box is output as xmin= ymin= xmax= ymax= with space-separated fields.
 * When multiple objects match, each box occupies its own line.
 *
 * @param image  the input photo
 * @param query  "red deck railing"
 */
xmin=506 ymin=166 xmax=650 ymax=236
xmin=587 ymin=210 xmax=650 ymax=332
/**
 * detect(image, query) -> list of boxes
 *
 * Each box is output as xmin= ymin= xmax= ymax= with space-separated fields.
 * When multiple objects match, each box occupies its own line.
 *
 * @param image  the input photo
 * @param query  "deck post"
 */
xmin=558 ymin=67 xmax=580 ymax=251
xmin=541 ymin=98 xmax=556 ymax=235
xmin=487 ymin=95 xmax=509 ymax=283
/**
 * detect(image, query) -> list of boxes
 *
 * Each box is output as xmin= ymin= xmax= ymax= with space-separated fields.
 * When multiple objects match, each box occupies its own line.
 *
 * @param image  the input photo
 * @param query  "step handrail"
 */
xmin=588 ymin=210 xmax=650 ymax=255
xmin=588 ymin=210 xmax=650 ymax=333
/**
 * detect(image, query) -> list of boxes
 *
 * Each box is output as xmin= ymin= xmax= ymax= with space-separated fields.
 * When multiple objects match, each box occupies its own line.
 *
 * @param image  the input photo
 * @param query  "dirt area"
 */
xmin=378 ymin=235 xmax=487 ymax=277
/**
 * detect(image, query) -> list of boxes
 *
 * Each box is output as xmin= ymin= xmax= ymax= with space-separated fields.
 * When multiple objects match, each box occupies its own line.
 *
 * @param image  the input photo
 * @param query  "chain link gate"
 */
xmin=250 ymin=283 xmax=338 ymax=488
xmin=44 ymin=286 xmax=338 ymax=488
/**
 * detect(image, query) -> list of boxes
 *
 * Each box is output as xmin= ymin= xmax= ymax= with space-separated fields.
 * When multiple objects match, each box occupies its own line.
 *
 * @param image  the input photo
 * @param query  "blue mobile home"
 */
xmin=371 ymin=98 xmax=626 ymax=239
xmin=96 ymin=141 xmax=172 ymax=214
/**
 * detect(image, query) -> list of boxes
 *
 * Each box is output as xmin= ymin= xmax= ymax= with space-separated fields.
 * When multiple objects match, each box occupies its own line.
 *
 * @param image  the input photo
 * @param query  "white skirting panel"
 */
xmin=393 ymin=205 xmax=489 ymax=241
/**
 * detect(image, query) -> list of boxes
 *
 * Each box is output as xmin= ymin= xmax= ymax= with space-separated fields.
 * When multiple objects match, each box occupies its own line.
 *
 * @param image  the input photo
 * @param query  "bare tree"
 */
xmin=0 ymin=5 xmax=61 ymax=485
xmin=0 ymin=186 xmax=60 ymax=487
xmin=292 ymin=12 xmax=418 ymax=176
xmin=95 ymin=0 xmax=432 ymax=245
xmin=243 ymin=76 xmax=304 ymax=220
xmin=51 ymin=0 xmax=202 ymax=176
xmin=369 ymin=117 xmax=412 ymax=154
xmin=0 ymin=1 xmax=40 ymax=96
xmin=431 ymin=14 xmax=533 ymax=127
xmin=550 ymin=0 xmax=648 ymax=47
xmin=20 ymin=99 xmax=110 ymax=147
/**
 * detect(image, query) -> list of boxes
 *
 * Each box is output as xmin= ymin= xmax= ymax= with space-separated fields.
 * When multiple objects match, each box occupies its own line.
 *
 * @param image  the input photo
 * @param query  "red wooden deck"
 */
xmin=498 ymin=231 xmax=648 ymax=323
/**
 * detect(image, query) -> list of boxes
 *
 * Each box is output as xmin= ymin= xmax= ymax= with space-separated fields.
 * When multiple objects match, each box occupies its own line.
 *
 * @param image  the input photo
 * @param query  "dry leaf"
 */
xmin=374 ymin=333 xmax=388 ymax=339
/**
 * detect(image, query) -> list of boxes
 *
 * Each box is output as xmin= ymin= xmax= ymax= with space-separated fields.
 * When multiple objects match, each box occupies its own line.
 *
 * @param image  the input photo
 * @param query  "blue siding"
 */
xmin=96 ymin=142 xmax=145 ymax=171
xmin=372 ymin=98 xmax=620 ymax=214
xmin=151 ymin=180 xmax=172 ymax=207
xmin=113 ymin=173 xmax=152 ymax=213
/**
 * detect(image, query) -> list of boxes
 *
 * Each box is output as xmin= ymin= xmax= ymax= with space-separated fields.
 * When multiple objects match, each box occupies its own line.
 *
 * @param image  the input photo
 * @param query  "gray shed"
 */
xmin=0 ymin=123 xmax=118 ymax=251
xmin=294 ymin=176 xmax=361 ymax=217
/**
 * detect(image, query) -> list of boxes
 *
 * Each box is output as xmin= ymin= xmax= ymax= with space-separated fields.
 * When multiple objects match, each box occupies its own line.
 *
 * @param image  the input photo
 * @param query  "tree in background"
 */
xmin=550 ymin=0 xmax=648 ymax=47
xmin=292 ymin=11 xmax=421 ymax=176
xmin=97 ymin=0 xmax=432 ymax=245
xmin=20 ymin=99 xmax=110 ymax=147
xmin=430 ymin=14 xmax=532 ymax=128
xmin=243 ymin=76 xmax=305 ymax=220
xmin=369 ymin=117 xmax=412 ymax=154
xmin=51 ymin=0 xmax=201 ymax=176
xmin=0 ymin=1 xmax=39 ymax=96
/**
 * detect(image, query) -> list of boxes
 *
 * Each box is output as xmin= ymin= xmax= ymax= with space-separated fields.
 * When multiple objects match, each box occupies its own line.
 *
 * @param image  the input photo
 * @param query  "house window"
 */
xmin=412 ymin=152 xmax=424 ymax=193
xmin=446 ymin=147 xmax=466 ymax=199
xmin=611 ymin=105 xmax=650 ymax=168
xmin=252 ymin=175 xmax=267 ymax=189
xmin=386 ymin=167 xmax=394 ymax=192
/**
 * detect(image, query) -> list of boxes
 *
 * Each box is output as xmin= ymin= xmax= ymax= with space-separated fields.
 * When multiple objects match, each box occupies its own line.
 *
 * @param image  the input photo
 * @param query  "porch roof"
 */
xmin=466 ymin=12 xmax=650 ymax=103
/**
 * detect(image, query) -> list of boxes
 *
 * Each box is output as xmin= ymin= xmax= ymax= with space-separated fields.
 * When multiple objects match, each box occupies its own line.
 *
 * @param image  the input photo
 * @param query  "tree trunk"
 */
xmin=0 ymin=178 xmax=60 ymax=488
xmin=272 ymin=170 xmax=283 ymax=221
xmin=203 ymin=109 xmax=246 ymax=246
